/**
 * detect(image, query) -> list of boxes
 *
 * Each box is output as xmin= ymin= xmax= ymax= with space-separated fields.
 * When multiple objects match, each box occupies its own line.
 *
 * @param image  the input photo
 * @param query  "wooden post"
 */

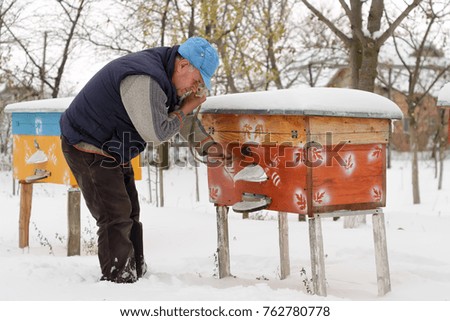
xmin=158 ymin=167 xmax=164 ymax=207
xmin=156 ymin=143 xmax=167 ymax=207
xmin=19 ymin=182 xmax=33 ymax=248
xmin=155 ymin=165 xmax=159 ymax=206
xmin=372 ymin=211 xmax=391 ymax=296
xmin=146 ymin=147 xmax=153 ymax=204
xmin=216 ymin=205 xmax=230 ymax=278
xmin=194 ymin=161 xmax=200 ymax=202
xmin=308 ymin=214 xmax=327 ymax=296
xmin=67 ymin=187 xmax=81 ymax=256
xmin=278 ymin=211 xmax=290 ymax=279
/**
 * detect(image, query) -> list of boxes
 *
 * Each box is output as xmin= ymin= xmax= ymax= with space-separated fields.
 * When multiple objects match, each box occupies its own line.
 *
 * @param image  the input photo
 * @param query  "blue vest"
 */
xmin=60 ymin=45 xmax=180 ymax=164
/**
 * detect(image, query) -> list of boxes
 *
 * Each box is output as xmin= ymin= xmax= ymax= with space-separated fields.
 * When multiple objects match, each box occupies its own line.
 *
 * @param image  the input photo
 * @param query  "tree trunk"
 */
xmin=216 ymin=38 xmax=239 ymax=93
xmin=358 ymin=40 xmax=379 ymax=92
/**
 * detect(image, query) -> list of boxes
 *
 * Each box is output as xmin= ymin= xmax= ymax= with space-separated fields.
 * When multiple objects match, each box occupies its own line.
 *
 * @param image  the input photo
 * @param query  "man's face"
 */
xmin=172 ymin=58 xmax=205 ymax=98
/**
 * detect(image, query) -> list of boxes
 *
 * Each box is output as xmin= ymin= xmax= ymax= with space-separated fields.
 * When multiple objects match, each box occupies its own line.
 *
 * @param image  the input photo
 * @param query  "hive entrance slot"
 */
xmin=232 ymin=193 xmax=271 ymax=213
xmin=25 ymin=169 xmax=51 ymax=183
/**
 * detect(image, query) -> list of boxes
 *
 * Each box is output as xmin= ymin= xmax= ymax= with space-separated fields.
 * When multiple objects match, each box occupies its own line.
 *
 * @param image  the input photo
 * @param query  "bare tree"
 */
xmin=0 ymin=0 xmax=36 ymax=166
xmin=118 ymin=0 xmax=346 ymax=93
xmin=4 ymin=0 xmax=93 ymax=98
xmin=300 ymin=0 xmax=422 ymax=92
xmin=0 ymin=0 xmax=16 ymax=66
xmin=198 ymin=0 xmax=254 ymax=93
xmin=387 ymin=0 xmax=450 ymax=203
xmin=245 ymin=0 xmax=292 ymax=89
xmin=0 ymin=0 xmax=23 ymax=87
xmin=287 ymin=5 xmax=348 ymax=88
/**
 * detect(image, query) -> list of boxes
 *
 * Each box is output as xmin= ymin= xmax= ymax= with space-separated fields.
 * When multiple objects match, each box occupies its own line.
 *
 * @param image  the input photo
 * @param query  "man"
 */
xmin=60 ymin=37 xmax=220 ymax=283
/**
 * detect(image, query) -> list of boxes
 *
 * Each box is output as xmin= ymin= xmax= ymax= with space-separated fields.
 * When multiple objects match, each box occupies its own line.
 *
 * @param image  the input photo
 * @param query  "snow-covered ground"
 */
xmin=0 ymin=153 xmax=449 ymax=318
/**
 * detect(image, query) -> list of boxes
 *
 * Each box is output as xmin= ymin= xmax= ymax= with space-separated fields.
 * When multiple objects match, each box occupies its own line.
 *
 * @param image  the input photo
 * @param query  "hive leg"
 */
xmin=216 ymin=205 xmax=230 ymax=278
xmin=67 ymin=187 xmax=81 ymax=256
xmin=19 ymin=183 xmax=33 ymax=248
xmin=308 ymin=214 xmax=327 ymax=296
xmin=278 ymin=211 xmax=290 ymax=279
xmin=372 ymin=211 xmax=391 ymax=296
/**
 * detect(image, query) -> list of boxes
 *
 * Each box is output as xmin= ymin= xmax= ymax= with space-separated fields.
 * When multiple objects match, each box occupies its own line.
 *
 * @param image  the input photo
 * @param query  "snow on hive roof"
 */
xmin=437 ymin=83 xmax=450 ymax=108
xmin=201 ymin=87 xmax=403 ymax=119
xmin=4 ymin=97 xmax=74 ymax=113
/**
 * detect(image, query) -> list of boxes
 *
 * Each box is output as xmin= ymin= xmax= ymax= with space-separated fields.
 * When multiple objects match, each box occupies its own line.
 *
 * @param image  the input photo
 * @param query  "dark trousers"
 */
xmin=61 ymin=137 xmax=145 ymax=282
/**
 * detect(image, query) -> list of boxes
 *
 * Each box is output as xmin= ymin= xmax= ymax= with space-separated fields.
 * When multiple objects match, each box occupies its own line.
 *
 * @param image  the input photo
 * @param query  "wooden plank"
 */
xmin=19 ymin=183 xmax=33 ymax=248
xmin=216 ymin=205 xmax=231 ymax=278
xmin=307 ymin=143 xmax=385 ymax=173
xmin=201 ymin=113 xmax=307 ymax=145
xmin=312 ymin=175 xmax=385 ymax=207
xmin=313 ymin=202 xmax=384 ymax=213
xmin=278 ymin=212 xmax=290 ymax=279
xmin=201 ymin=114 xmax=390 ymax=146
xmin=308 ymin=116 xmax=390 ymax=145
xmin=67 ymin=187 xmax=81 ymax=256
xmin=308 ymin=215 xmax=327 ymax=296
xmin=311 ymin=144 xmax=386 ymax=209
xmin=372 ymin=211 xmax=391 ymax=296
xmin=210 ymin=131 xmax=303 ymax=146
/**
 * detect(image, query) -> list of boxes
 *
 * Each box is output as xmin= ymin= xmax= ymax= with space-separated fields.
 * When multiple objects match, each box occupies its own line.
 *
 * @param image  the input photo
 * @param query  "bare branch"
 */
xmin=301 ymin=0 xmax=351 ymax=47
xmin=52 ymin=0 xmax=88 ymax=97
xmin=377 ymin=0 xmax=422 ymax=45
xmin=338 ymin=0 xmax=352 ymax=18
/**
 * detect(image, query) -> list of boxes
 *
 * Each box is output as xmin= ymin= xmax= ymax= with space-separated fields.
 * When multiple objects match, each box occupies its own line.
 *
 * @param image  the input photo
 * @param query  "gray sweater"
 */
xmin=120 ymin=75 xmax=214 ymax=155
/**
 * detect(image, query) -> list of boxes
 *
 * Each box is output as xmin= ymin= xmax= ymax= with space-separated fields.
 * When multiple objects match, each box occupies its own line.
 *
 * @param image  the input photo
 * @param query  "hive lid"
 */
xmin=4 ymin=97 xmax=74 ymax=113
xmin=437 ymin=83 xmax=450 ymax=108
xmin=201 ymin=87 xmax=403 ymax=119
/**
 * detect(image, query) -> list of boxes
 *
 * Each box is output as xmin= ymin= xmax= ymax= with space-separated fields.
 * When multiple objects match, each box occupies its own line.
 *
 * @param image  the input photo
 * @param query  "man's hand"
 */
xmin=180 ymin=92 xmax=206 ymax=115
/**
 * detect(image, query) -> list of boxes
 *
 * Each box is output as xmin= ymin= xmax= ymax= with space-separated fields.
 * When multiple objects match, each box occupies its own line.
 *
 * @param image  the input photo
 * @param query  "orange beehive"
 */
xmin=200 ymin=88 xmax=402 ymax=216
xmin=200 ymin=88 xmax=401 ymax=297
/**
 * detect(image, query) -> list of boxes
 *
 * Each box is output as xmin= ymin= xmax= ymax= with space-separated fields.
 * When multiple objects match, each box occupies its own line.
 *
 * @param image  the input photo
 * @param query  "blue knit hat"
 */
xmin=178 ymin=37 xmax=219 ymax=90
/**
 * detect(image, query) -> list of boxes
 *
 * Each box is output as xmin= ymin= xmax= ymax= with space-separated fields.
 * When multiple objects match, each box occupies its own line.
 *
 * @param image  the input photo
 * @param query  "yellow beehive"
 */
xmin=5 ymin=97 xmax=142 ymax=252
xmin=5 ymin=97 xmax=141 ymax=185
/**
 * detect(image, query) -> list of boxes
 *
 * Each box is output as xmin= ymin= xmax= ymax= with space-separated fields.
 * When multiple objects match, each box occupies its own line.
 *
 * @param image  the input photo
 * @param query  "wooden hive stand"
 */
xmin=200 ymin=88 xmax=401 ymax=296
